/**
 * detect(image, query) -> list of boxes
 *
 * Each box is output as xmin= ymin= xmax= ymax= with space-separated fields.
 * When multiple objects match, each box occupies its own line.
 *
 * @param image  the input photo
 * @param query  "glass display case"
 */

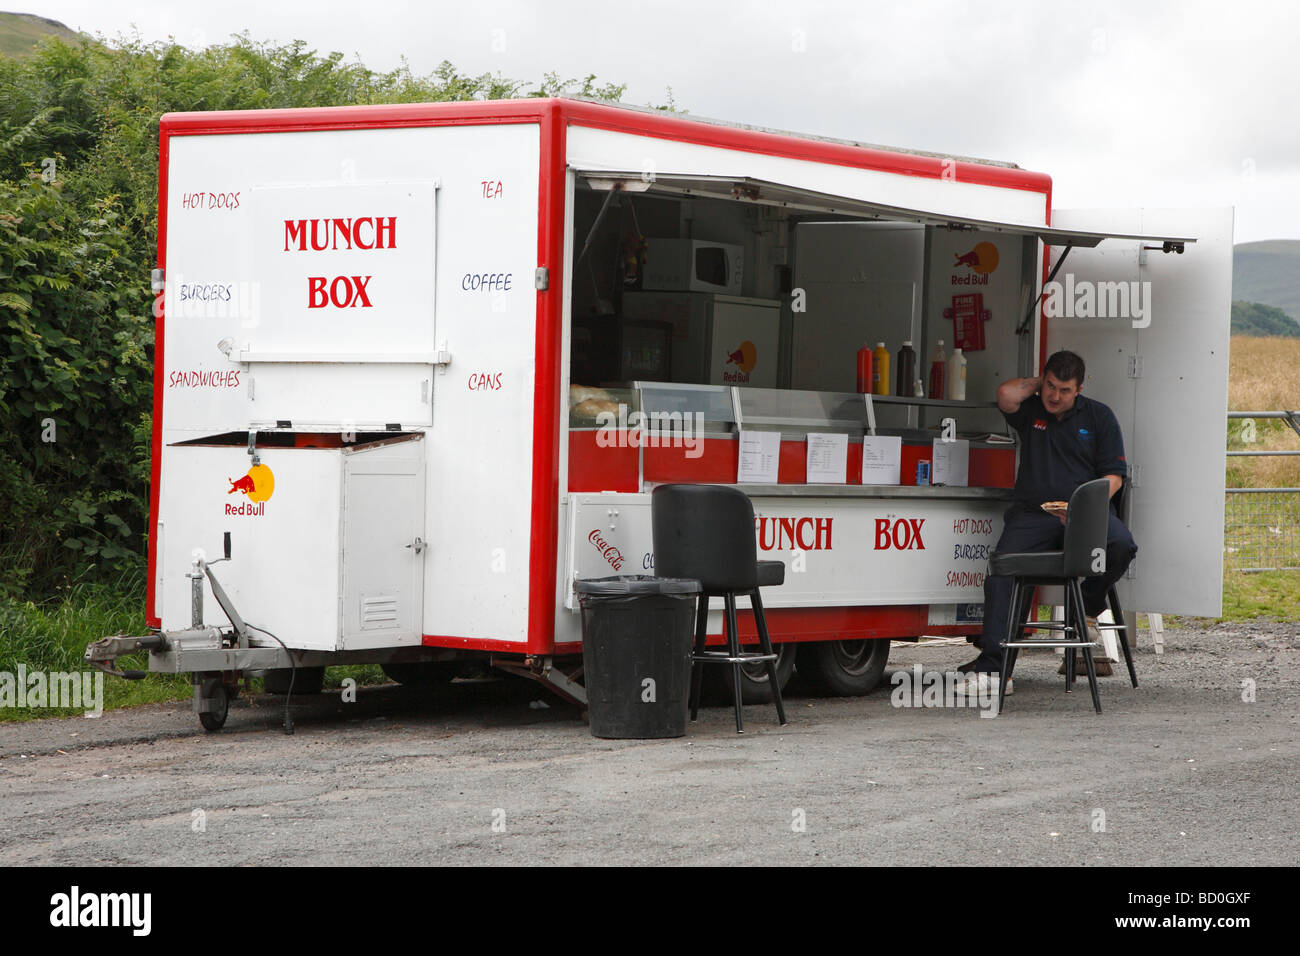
xmin=567 ymin=384 xmax=639 ymax=430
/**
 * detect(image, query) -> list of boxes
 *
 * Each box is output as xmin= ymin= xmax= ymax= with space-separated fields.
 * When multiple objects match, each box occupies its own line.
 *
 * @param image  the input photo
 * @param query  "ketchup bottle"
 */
xmin=928 ymin=339 xmax=947 ymax=399
xmin=856 ymin=343 xmax=873 ymax=393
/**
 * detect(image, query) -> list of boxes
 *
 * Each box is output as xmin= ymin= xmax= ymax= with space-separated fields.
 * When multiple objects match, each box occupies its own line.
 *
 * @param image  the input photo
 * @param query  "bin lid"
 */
xmin=575 ymin=574 xmax=701 ymax=596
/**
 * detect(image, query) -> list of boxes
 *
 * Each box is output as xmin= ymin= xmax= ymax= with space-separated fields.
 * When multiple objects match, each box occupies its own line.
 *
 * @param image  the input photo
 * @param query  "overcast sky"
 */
xmin=24 ymin=0 xmax=1299 ymax=243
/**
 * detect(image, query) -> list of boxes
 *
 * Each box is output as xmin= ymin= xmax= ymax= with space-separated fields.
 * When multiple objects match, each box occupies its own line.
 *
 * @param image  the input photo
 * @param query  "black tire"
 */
xmin=381 ymin=661 xmax=462 ymax=687
xmin=705 ymin=642 xmax=797 ymax=705
xmin=262 ymin=666 xmax=325 ymax=696
xmin=198 ymin=677 xmax=229 ymax=732
xmin=797 ymin=639 xmax=890 ymax=696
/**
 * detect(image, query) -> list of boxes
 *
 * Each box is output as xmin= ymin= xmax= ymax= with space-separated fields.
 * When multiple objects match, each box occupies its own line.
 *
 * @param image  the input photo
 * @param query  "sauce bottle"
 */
xmin=948 ymin=347 xmax=967 ymax=400
xmin=895 ymin=341 xmax=916 ymax=397
xmin=856 ymin=343 xmax=872 ymax=393
xmin=872 ymin=343 xmax=890 ymax=395
xmin=929 ymin=339 xmax=947 ymax=399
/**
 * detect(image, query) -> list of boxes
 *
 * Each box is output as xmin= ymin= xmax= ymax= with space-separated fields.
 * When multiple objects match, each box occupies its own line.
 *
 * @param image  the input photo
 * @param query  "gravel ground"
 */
xmin=0 ymin=620 xmax=1296 ymax=866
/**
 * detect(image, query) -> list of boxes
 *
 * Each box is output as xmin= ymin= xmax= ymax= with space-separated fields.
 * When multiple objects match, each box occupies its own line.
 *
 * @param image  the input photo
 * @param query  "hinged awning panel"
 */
xmin=578 ymin=170 xmax=1196 ymax=249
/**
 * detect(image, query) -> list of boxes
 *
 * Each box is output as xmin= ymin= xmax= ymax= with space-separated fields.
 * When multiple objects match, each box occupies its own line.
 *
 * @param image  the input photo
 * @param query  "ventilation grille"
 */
xmin=360 ymin=593 xmax=400 ymax=631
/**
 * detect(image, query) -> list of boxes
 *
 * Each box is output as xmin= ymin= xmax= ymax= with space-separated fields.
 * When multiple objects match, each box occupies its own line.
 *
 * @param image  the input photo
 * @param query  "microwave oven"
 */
xmin=641 ymin=239 xmax=743 ymax=295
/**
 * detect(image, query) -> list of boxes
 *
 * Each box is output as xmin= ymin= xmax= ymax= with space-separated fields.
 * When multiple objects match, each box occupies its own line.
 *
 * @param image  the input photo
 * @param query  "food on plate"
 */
xmin=1040 ymin=500 xmax=1069 ymax=515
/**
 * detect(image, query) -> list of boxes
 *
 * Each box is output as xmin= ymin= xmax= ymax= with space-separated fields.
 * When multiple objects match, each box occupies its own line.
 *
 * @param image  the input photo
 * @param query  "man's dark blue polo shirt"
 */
xmin=1003 ymin=392 xmax=1127 ymax=509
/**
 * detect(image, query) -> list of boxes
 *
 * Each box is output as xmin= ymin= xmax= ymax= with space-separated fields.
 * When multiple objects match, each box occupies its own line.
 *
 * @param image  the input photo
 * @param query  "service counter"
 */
xmin=559 ymin=383 xmax=1017 ymax=643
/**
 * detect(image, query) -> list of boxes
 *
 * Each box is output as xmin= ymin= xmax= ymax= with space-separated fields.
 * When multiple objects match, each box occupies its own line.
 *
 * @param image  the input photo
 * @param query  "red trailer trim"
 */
xmin=558 ymin=100 xmax=1052 ymax=195
xmin=146 ymin=128 xmax=170 ymax=628
xmin=422 ymin=634 xmax=539 ymax=653
xmin=527 ymin=103 xmax=566 ymax=654
xmin=554 ymin=604 xmax=982 ymax=653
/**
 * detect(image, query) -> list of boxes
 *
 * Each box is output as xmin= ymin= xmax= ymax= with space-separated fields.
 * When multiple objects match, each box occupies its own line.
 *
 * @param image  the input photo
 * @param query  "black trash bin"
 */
xmin=575 ymin=575 xmax=701 ymax=739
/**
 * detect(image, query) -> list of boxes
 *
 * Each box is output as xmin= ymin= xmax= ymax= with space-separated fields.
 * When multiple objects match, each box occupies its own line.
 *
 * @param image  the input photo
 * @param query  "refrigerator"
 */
xmin=620 ymin=292 xmax=781 ymax=387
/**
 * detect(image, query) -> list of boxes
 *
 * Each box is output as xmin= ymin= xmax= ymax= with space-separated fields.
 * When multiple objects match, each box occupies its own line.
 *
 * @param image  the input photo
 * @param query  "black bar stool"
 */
xmin=991 ymin=477 xmax=1111 ymax=713
xmin=651 ymin=483 xmax=788 ymax=734
xmin=1102 ymin=478 xmax=1139 ymax=687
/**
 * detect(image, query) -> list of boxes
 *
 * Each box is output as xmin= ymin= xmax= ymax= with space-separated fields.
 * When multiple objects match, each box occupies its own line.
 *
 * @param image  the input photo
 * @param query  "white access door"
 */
xmin=1045 ymin=207 xmax=1234 ymax=616
xmin=340 ymin=438 xmax=427 ymax=649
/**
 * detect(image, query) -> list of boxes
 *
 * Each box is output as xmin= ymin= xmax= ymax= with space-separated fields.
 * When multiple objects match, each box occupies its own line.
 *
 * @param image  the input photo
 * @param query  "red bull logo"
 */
xmin=722 ymin=340 xmax=758 ymax=383
xmin=226 ymin=463 xmax=274 ymax=515
xmin=952 ymin=241 xmax=999 ymax=286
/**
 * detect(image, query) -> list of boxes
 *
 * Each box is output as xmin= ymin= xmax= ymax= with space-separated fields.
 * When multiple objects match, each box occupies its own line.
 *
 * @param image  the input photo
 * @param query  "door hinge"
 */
xmin=1128 ymin=355 xmax=1143 ymax=378
xmin=535 ymin=267 xmax=549 ymax=291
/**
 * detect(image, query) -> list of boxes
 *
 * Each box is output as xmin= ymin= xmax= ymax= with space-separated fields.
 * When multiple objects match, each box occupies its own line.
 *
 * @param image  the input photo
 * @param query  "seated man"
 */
xmin=961 ymin=349 xmax=1138 ymax=685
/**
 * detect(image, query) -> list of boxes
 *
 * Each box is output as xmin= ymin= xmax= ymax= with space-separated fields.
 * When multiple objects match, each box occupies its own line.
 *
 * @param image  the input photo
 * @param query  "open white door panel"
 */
xmin=1044 ymin=207 xmax=1233 ymax=616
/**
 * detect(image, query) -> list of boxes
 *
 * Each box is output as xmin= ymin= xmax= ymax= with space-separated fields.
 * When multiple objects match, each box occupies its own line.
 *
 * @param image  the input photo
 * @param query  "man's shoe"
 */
xmin=1057 ymin=617 xmax=1114 ymax=675
xmin=953 ymin=672 xmax=1012 ymax=696
xmin=957 ymin=658 xmax=981 ymax=673
xmin=1057 ymin=654 xmax=1114 ymax=676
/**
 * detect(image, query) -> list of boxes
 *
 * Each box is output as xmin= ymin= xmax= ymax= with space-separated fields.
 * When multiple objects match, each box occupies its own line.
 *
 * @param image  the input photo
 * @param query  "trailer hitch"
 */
xmin=84 ymin=632 xmax=169 ymax=679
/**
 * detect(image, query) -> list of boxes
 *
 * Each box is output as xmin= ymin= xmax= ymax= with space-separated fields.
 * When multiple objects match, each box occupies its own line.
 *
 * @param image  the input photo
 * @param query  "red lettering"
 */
xmin=351 ymin=275 xmax=372 ymax=307
xmin=309 ymin=219 xmax=330 ymax=251
xmin=892 ymin=519 xmax=910 ymax=550
xmin=795 ymin=517 xmax=815 ymax=551
xmin=332 ymin=217 xmax=352 ymax=250
xmin=330 ymin=276 xmax=352 ymax=307
xmin=757 ymin=517 xmax=776 ymax=550
xmin=815 ymin=517 xmax=832 ymax=550
xmin=375 ymin=216 xmax=396 ymax=249
xmin=778 ymin=517 xmax=796 ymax=551
xmin=354 ymin=217 xmax=374 ymax=249
xmin=908 ymin=518 xmax=926 ymax=550
xmin=307 ymin=276 xmax=328 ymax=308
xmin=284 ymin=220 xmax=307 ymax=251
xmin=875 ymin=519 xmax=891 ymax=550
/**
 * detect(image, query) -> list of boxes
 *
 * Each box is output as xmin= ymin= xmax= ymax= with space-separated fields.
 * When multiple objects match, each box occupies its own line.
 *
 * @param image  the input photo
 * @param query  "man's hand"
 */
xmin=997 ymin=376 xmax=1041 ymax=414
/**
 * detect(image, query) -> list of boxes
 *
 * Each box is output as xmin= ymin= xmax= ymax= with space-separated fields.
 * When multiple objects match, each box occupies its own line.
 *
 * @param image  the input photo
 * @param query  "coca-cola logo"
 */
xmin=588 ymin=529 xmax=625 ymax=571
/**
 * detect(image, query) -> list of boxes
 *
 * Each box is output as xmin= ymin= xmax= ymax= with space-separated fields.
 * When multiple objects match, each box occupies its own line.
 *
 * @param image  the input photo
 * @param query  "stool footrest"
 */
xmin=1002 ymin=640 xmax=1100 ymax=649
xmin=1020 ymin=621 xmax=1074 ymax=632
xmin=693 ymin=651 xmax=778 ymax=665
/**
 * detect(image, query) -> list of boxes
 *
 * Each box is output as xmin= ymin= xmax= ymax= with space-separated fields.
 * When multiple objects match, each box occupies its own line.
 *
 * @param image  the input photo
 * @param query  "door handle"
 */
xmin=406 ymin=537 xmax=425 ymax=555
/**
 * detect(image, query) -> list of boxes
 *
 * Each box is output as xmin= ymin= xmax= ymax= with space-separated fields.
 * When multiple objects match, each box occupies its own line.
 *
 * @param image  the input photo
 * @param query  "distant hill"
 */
xmin=0 ymin=11 xmax=85 ymax=57
xmin=1234 ymin=240 xmax=1300 ymax=323
xmin=1231 ymin=300 xmax=1300 ymax=338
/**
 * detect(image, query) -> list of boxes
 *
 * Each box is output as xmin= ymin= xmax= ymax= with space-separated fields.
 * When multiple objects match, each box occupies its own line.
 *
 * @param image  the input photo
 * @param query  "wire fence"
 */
xmin=1225 ymin=412 xmax=1300 ymax=572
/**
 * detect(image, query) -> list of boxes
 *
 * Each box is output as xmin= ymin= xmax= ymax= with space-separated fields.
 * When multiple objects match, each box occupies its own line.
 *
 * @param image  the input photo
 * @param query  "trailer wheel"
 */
xmin=198 ymin=678 xmax=229 ymax=732
xmin=262 ymin=667 xmax=324 ymax=696
xmin=381 ymin=661 xmax=462 ymax=687
xmin=707 ymin=642 xmax=796 ymax=705
xmin=797 ymin=639 xmax=890 ymax=696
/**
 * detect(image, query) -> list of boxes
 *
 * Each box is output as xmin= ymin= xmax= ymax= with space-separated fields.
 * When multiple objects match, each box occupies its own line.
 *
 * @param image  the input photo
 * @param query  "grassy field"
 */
xmin=1224 ymin=336 xmax=1300 ymax=575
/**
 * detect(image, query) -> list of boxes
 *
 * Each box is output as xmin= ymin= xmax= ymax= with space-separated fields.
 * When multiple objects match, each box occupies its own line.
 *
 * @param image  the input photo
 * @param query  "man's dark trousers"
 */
xmin=972 ymin=507 xmax=1138 ymax=673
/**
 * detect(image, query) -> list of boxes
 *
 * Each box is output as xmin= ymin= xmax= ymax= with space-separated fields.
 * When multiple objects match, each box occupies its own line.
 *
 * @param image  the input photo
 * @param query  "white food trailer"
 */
xmin=87 ymin=98 xmax=1232 ymax=729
